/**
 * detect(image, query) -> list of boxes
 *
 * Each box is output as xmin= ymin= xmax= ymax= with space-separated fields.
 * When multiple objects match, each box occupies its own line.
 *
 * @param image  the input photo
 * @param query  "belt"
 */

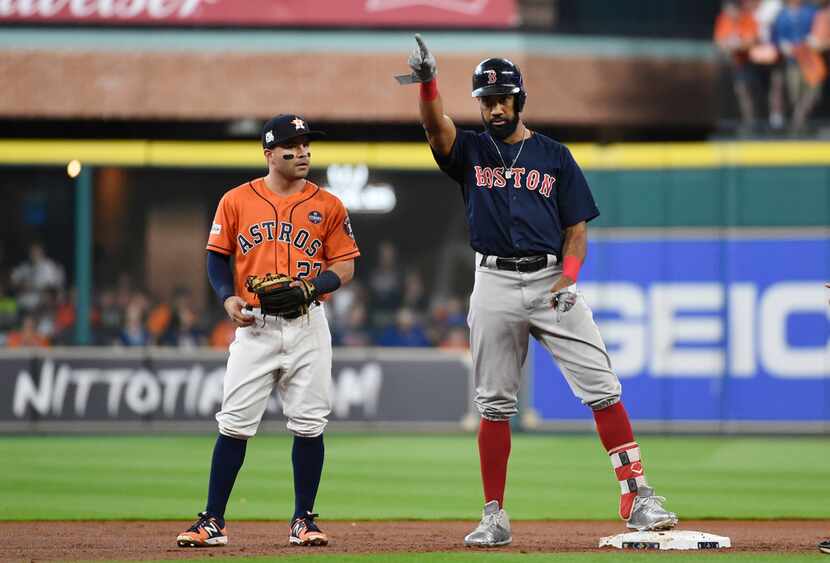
xmin=478 ymin=254 xmax=554 ymax=273
xmin=246 ymin=302 xmax=320 ymax=320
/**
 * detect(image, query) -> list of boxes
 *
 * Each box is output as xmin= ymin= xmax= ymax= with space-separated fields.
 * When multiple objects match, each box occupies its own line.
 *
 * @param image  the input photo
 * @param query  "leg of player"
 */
xmin=592 ymin=400 xmax=679 ymax=531
xmin=529 ymin=276 xmax=677 ymax=531
xmin=176 ymin=435 xmax=246 ymax=547
xmin=177 ymin=322 xmax=282 ymax=547
xmin=279 ymin=305 xmax=333 ymax=547
xmin=463 ymin=266 xmax=529 ymax=547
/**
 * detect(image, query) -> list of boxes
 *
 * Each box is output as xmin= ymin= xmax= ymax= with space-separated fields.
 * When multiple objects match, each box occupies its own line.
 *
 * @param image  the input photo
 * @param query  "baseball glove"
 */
xmin=245 ymin=273 xmax=318 ymax=319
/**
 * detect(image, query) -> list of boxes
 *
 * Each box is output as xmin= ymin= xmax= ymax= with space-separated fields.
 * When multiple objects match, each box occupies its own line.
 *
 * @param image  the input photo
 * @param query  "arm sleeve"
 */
xmin=206 ymin=193 xmax=236 ymax=255
xmin=207 ymin=251 xmax=234 ymax=304
xmin=430 ymin=129 xmax=471 ymax=184
xmin=556 ymin=146 xmax=600 ymax=228
xmin=323 ymin=200 xmax=361 ymax=264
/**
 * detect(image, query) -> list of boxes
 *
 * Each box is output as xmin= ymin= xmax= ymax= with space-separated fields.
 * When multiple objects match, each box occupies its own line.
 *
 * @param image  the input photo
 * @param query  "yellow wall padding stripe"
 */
xmin=1 ymin=139 xmax=829 ymax=170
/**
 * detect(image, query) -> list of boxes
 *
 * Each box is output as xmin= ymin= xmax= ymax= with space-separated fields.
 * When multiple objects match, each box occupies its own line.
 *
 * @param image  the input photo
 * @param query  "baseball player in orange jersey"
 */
xmin=176 ymin=114 xmax=359 ymax=548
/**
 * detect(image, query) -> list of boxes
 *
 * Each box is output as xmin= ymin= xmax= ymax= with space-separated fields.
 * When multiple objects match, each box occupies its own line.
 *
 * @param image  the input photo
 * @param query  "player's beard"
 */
xmin=484 ymin=112 xmax=519 ymax=140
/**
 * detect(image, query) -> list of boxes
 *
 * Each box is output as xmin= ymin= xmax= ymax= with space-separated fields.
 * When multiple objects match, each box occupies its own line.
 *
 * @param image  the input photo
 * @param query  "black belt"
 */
xmin=482 ymin=255 xmax=549 ymax=273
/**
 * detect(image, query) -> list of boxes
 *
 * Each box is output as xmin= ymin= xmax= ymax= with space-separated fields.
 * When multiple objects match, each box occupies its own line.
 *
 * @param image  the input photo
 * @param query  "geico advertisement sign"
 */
xmin=581 ymin=280 xmax=828 ymax=379
xmin=11 ymin=361 xmax=383 ymax=419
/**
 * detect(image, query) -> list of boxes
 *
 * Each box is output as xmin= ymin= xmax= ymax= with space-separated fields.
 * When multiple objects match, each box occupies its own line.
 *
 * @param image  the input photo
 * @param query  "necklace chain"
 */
xmin=487 ymin=129 xmax=527 ymax=179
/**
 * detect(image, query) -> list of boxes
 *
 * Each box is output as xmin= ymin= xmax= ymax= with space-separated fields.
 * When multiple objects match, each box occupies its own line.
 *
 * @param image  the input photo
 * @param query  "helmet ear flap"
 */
xmin=515 ymin=91 xmax=527 ymax=113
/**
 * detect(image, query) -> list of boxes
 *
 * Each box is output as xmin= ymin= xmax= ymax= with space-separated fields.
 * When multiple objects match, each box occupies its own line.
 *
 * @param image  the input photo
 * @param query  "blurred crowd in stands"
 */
xmin=715 ymin=0 xmax=830 ymax=135
xmin=0 ymin=241 xmax=469 ymax=350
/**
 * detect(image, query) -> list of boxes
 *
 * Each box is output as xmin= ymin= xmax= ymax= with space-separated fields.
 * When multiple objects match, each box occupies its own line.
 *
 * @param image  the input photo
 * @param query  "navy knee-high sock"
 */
xmin=292 ymin=434 xmax=325 ymax=519
xmin=205 ymin=434 xmax=247 ymax=524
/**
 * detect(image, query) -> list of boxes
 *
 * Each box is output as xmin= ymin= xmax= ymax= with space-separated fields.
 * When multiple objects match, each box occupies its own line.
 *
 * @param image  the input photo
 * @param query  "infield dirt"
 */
xmin=3 ymin=520 xmax=827 ymax=560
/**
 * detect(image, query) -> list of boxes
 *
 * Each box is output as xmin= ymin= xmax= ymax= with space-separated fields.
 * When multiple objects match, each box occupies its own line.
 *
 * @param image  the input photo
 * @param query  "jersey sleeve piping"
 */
xmin=326 ymin=249 xmax=361 ymax=264
xmin=206 ymin=243 xmax=233 ymax=255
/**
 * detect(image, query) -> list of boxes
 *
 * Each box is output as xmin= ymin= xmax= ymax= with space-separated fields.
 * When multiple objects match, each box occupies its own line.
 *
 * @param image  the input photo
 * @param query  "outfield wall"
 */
xmin=527 ymin=234 xmax=829 ymax=434
xmin=0 ymin=348 xmax=474 ymax=434
xmin=1 ymin=141 xmax=828 ymax=434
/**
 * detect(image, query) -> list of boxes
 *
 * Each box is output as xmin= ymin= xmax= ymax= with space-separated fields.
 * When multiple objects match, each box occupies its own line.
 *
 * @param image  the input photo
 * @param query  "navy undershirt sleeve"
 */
xmin=207 ymin=250 xmax=234 ymax=304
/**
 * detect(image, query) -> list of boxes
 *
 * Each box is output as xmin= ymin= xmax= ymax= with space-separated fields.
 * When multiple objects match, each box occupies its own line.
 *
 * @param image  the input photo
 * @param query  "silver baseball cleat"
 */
xmin=464 ymin=500 xmax=512 ymax=547
xmin=626 ymin=486 xmax=679 ymax=531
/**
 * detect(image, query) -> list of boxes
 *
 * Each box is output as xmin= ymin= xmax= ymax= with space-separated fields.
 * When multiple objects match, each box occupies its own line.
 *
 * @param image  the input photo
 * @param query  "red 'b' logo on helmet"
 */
xmin=485 ymin=70 xmax=497 ymax=84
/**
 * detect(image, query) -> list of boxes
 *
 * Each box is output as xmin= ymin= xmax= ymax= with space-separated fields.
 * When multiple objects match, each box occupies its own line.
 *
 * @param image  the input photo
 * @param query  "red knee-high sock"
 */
xmin=593 ymin=401 xmax=634 ymax=451
xmin=478 ymin=418 xmax=511 ymax=508
xmin=593 ymin=401 xmax=648 ymax=520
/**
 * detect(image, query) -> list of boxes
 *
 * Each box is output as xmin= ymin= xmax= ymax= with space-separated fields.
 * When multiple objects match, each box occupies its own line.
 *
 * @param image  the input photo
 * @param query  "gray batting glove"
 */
xmin=408 ymin=34 xmax=437 ymax=83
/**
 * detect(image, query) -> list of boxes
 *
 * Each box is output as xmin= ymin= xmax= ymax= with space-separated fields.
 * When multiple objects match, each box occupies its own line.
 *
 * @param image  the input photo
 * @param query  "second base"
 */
xmin=599 ymin=530 xmax=731 ymax=550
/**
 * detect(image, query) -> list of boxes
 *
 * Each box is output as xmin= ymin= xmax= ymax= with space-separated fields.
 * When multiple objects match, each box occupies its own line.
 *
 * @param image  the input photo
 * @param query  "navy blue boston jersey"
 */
xmin=433 ymin=129 xmax=599 ymax=258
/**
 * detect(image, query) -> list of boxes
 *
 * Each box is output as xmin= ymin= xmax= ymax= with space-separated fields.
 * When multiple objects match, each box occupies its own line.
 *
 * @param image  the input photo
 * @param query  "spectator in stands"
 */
xmin=161 ymin=304 xmax=206 ymax=348
xmin=755 ymin=0 xmax=784 ymax=41
xmin=401 ymin=270 xmax=428 ymax=313
xmin=10 ymin=242 xmax=65 ymax=312
xmin=376 ymin=307 xmax=431 ymax=347
xmin=715 ymin=0 xmax=761 ymax=131
xmin=748 ymin=0 xmax=786 ymax=128
xmin=811 ymin=0 xmax=830 ymax=50
xmin=49 ymin=288 xmax=76 ymax=345
xmin=326 ymin=279 xmax=366 ymax=334
xmin=95 ymin=288 xmax=123 ymax=345
xmin=368 ymin=241 xmax=403 ymax=329
xmin=209 ymin=318 xmax=236 ymax=349
xmin=0 ymin=274 xmax=18 ymax=334
xmin=440 ymin=326 xmax=470 ymax=350
xmin=444 ymin=296 xmax=467 ymax=328
xmin=337 ymin=303 xmax=372 ymax=347
xmin=793 ymin=0 xmax=830 ymax=129
xmin=427 ymin=295 xmax=467 ymax=345
xmin=119 ymin=292 xmax=150 ymax=346
xmin=771 ymin=0 xmax=821 ymax=133
xmin=6 ymin=314 xmax=49 ymax=348
xmin=146 ymin=286 xmax=193 ymax=345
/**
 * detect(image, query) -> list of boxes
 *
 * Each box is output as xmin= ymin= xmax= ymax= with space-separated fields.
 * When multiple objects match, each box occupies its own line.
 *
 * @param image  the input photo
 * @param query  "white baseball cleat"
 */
xmin=626 ymin=486 xmax=679 ymax=531
xmin=464 ymin=500 xmax=512 ymax=547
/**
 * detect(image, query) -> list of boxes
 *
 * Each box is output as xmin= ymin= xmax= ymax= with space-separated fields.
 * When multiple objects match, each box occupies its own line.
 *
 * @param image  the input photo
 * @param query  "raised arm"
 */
xmin=408 ymin=34 xmax=457 ymax=157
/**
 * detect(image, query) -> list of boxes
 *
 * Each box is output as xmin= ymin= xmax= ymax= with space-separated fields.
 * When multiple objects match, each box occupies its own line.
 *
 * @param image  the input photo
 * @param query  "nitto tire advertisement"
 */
xmin=1 ymin=349 xmax=472 ymax=430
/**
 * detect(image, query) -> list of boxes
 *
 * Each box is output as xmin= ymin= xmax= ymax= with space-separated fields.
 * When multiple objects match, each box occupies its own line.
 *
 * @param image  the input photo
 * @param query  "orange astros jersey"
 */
xmin=206 ymin=178 xmax=360 ymax=306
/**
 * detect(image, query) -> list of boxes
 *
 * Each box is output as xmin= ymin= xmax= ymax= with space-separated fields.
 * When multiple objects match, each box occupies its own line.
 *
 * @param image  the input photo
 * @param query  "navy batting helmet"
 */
xmin=471 ymin=58 xmax=527 ymax=112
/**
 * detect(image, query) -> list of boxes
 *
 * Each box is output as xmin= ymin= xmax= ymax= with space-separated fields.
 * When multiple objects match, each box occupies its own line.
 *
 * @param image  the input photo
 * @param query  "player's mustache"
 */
xmin=282 ymin=153 xmax=311 ymax=161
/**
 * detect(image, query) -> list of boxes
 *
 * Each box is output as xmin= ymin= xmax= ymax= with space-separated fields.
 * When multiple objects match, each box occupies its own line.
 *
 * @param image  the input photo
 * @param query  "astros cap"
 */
xmin=262 ymin=114 xmax=326 ymax=149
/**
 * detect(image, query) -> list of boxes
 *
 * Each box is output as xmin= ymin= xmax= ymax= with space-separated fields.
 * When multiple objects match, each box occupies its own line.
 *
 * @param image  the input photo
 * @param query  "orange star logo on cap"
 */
xmin=291 ymin=117 xmax=306 ymax=130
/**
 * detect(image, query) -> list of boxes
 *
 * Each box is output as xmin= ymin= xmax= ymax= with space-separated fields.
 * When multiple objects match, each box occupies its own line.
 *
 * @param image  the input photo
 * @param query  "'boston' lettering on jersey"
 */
xmin=237 ymin=220 xmax=322 ymax=257
xmin=473 ymin=166 xmax=556 ymax=197
xmin=433 ymin=129 xmax=599 ymax=258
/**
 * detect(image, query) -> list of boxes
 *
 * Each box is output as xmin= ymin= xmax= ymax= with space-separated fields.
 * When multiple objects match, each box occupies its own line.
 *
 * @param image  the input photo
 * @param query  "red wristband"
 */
xmin=562 ymin=255 xmax=581 ymax=282
xmin=420 ymin=78 xmax=438 ymax=102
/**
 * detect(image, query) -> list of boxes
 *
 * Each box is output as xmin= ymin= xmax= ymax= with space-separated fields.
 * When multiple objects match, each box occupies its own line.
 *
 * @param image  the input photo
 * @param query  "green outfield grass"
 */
xmin=1 ymin=433 xmax=828 ymax=521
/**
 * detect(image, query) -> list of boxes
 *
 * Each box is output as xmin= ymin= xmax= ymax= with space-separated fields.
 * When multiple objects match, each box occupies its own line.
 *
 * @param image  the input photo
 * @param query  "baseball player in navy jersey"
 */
xmin=403 ymin=35 xmax=678 ymax=547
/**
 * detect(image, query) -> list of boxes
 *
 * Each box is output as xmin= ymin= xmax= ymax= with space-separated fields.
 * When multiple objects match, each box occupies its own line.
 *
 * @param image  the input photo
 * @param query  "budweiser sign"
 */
xmin=0 ymin=0 xmax=517 ymax=27
xmin=0 ymin=0 xmax=208 ymax=18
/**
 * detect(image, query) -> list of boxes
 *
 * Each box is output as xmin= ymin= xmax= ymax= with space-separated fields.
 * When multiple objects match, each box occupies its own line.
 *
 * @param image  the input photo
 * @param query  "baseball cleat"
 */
xmin=289 ymin=511 xmax=329 ymax=546
xmin=176 ymin=511 xmax=228 ymax=547
xmin=818 ymin=539 xmax=830 ymax=554
xmin=626 ymin=486 xmax=678 ymax=531
xmin=464 ymin=500 xmax=512 ymax=547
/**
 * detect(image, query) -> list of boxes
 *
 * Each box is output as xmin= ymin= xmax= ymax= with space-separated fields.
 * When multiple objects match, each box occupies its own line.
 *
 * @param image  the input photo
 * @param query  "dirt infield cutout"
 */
xmin=3 ymin=520 xmax=827 ymax=560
